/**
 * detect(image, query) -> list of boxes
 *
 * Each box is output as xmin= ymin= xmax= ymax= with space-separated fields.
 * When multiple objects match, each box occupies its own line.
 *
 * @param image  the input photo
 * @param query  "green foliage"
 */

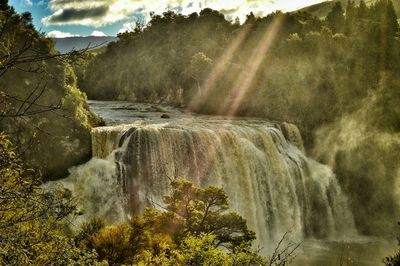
xmin=78 ymin=179 xmax=266 ymax=265
xmin=179 ymin=234 xmax=266 ymax=266
xmin=185 ymin=52 xmax=213 ymax=100
xmin=0 ymin=132 xmax=103 ymax=265
xmin=75 ymin=217 xmax=106 ymax=249
xmin=161 ymin=179 xmax=256 ymax=248
xmin=69 ymin=51 xmax=96 ymax=92
xmin=179 ymin=233 xmax=230 ymax=265
xmin=0 ymin=1 xmax=102 ymax=180
xmin=358 ymin=1 xmax=369 ymax=18
xmin=326 ymin=2 xmax=345 ymax=32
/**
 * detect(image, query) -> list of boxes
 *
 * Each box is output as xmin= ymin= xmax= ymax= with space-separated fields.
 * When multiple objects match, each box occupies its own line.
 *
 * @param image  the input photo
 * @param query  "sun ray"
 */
xmin=187 ymin=25 xmax=251 ymax=111
xmin=220 ymin=15 xmax=284 ymax=117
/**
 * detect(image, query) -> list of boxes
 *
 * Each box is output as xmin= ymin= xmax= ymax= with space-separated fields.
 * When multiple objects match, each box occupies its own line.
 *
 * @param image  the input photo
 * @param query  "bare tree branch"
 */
xmin=268 ymin=231 xmax=301 ymax=266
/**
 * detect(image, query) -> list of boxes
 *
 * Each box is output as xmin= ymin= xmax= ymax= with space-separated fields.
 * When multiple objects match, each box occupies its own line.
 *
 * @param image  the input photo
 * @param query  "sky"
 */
xmin=9 ymin=0 xmax=326 ymax=37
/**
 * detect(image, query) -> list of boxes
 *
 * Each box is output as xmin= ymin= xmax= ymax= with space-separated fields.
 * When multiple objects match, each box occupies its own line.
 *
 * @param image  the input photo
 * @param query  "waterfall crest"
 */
xmin=63 ymin=116 xmax=357 ymax=249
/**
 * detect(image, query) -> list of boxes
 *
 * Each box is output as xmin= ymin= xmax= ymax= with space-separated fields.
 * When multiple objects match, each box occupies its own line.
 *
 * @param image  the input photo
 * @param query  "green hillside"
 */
xmin=298 ymin=0 xmax=400 ymax=17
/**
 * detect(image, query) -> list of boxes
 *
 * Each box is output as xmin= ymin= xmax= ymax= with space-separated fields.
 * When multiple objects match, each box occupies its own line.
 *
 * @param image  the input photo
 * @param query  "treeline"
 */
xmin=81 ymin=0 xmax=399 ymax=145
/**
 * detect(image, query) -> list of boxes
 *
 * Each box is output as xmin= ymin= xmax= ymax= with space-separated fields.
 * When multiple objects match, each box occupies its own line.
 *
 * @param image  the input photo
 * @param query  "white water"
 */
xmin=59 ymin=101 xmax=359 ymax=256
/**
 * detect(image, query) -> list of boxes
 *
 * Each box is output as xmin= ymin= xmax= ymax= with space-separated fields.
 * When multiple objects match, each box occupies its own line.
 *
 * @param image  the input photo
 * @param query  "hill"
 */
xmin=52 ymin=36 xmax=117 ymax=53
xmin=298 ymin=0 xmax=400 ymax=17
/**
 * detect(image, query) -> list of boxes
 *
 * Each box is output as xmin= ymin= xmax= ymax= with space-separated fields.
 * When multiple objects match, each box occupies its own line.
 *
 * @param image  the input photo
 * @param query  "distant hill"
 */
xmin=52 ymin=36 xmax=117 ymax=53
xmin=298 ymin=0 xmax=400 ymax=18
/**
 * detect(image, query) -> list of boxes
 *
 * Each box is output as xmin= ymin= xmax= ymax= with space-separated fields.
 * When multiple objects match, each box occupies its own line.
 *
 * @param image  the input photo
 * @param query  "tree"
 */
xmin=78 ymin=180 xmax=300 ymax=265
xmin=345 ymin=0 xmax=357 ymax=33
xmin=0 ymin=133 xmax=103 ymax=265
xmin=374 ymin=0 xmax=399 ymax=35
xmin=0 ymin=0 xmax=10 ymax=11
xmin=0 ymin=2 xmax=105 ymax=263
xmin=367 ymin=0 xmax=399 ymax=69
xmin=0 ymin=0 xmax=102 ymax=179
xmin=0 ymin=4 xmax=73 ymax=117
xmin=186 ymin=52 xmax=213 ymax=100
xmin=245 ymin=12 xmax=256 ymax=24
xmin=357 ymin=0 xmax=369 ymax=19
xmin=179 ymin=234 xmax=231 ymax=266
xmin=78 ymin=179 xmax=272 ymax=265
xmin=326 ymin=2 xmax=345 ymax=33
xmin=160 ymin=179 xmax=256 ymax=248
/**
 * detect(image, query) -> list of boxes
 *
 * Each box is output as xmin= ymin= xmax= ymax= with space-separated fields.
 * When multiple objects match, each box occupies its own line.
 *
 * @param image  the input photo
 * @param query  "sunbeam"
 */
xmin=187 ymin=25 xmax=251 ymax=112
xmin=219 ymin=15 xmax=284 ymax=117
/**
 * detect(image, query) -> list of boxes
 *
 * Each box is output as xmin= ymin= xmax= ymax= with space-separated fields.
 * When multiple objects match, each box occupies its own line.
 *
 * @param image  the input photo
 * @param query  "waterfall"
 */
xmin=61 ymin=116 xmax=357 ymax=250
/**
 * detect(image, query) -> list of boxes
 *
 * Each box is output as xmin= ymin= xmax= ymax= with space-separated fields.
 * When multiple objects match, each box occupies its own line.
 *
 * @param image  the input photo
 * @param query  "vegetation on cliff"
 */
xmin=0 ymin=0 xmax=102 ymax=180
xmin=0 ymin=133 xmax=103 ymax=265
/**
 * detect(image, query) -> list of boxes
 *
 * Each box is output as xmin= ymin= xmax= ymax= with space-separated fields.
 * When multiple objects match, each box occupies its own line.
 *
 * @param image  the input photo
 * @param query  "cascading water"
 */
xmin=60 ymin=101 xmax=357 ymax=253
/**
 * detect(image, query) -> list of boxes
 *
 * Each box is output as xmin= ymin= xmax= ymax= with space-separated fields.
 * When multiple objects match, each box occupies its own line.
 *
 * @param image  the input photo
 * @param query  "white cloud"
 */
xmin=91 ymin=30 xmax=107 ymax=37
xmin=46 ymin=30 xmax=80 ymax=38
xmin=42 ymin=0 xmax=325 ymax=27
xmin=37 ymin=0 xmax=47 ymax=6
xmin=21 ymin=0 xmax=33 ymax=7
xmin=118 ymin=21 xmax=136 ymax=34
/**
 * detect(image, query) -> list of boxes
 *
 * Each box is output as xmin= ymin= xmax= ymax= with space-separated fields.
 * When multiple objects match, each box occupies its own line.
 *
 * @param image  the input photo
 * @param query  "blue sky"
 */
xmin=9 ymin=0 xmax=325 ymax=37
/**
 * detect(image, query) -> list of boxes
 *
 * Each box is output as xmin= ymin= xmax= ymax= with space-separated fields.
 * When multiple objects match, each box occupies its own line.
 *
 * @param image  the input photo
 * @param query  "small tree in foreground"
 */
xmin=78 ymin=179 xmax=299 ymax=265
xmin=160 ymin=179 xmax=256 ymax=248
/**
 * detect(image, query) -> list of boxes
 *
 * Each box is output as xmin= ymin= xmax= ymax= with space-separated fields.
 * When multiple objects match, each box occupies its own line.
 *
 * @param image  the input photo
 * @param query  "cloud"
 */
xmin=118 ymin=21 xmax=136 ymax=34
xmin=37 ymin=0 xmax=48 ymax=6
xmin=42 ymin=0 xmax=145 ymax=27
xmin=43 ymin=6 xmax=109 ymax=24
xmin=91 ymin=30 xmax=107 ymax=37
xmin=46 ymin=30 xmax=80 ymax=38
xmin=21 ymin=0 xmax=32 ymax=7
xmin=42 ymin=0 xmax=325 ymax=27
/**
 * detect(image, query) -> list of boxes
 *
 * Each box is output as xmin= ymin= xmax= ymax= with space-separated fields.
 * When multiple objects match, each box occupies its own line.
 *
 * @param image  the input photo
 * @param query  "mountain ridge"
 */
xmin=52 ymin=36 xmax=117 ymax=53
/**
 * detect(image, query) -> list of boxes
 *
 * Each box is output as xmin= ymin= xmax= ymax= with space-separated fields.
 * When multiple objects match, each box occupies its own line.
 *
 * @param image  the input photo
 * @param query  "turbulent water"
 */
xmin=59 ymin=101 xmax=393 ymax=264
